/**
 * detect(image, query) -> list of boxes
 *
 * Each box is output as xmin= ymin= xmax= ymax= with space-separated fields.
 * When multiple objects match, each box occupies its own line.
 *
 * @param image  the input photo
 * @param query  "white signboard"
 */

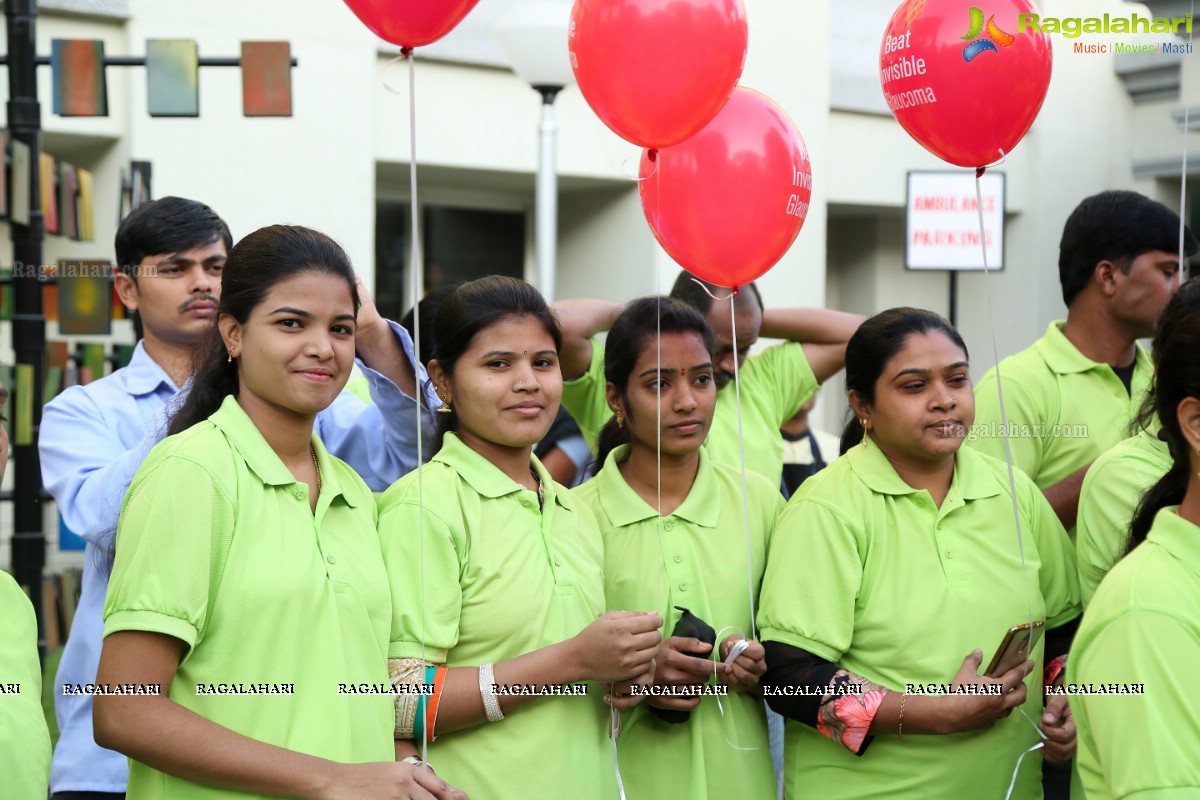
xmin=906 ymin=171 xmax=1005 ymax=270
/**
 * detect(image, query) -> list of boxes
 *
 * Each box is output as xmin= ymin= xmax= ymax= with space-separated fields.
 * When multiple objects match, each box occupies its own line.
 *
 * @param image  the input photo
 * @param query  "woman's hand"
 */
xmin=570 ymin=610 xmax=663 ymax=684
xmin=940 ymin=649 xmax=1034 ymax=734
xmin=1040 ymin=694 xmax=1076 ymax=763
xmin=718 ymin=637 xmax=766 ymax=692
xmin=322 ymin=761 xmax=469 ymax=800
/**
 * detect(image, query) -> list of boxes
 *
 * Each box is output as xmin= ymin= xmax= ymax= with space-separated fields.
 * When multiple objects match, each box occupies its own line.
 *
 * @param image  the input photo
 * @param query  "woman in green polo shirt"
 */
xmin=1069 ymin=288 xmax=1200 ymax=798
xmin=758 ymin=308 xmax=1082 ymax=800
xmin=572 ymin=296 xmax=780 ymax=798
xmin=93 ymin=226 xmax=464 ymax=800
xmin=378 ymin=276 xmax=662 ymax=800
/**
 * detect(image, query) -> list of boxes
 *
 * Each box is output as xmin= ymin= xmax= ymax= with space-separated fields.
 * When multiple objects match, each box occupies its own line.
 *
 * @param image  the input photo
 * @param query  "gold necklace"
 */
xmin=310 ymin=444 xmax=321 ymax=496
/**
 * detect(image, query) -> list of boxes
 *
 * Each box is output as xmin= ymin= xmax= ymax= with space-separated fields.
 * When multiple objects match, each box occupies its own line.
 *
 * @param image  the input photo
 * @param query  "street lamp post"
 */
xmin=491 ymin=1 xmax=574 ymax=302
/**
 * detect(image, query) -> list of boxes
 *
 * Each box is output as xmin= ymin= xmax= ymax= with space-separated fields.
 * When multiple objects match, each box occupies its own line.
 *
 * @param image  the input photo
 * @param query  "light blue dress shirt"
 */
xmin=40 ymin=321 xmax=437 ymax=795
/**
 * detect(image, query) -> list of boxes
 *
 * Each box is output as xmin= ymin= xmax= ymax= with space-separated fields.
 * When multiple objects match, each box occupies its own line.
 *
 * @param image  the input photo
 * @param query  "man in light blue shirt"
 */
xmin=40 ymin=197 xmax=436 ymax=800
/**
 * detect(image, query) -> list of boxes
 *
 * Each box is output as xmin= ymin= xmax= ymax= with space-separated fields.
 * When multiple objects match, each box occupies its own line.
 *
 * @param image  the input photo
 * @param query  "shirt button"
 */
xmin=673 ymin=555 xmax=683 ymax=564
xmin=679 ymin=583 xmax=688 ymax=592
xmin=916 ymin=498 xmax=927 ymax=507
xmin=944 ymin=550 xmax=953 ymax=560
xmin=294 ymin=489 xmax=304 ymax=500
xmin=520 ymin=499 xmax=532 ymax=508
xmin=327 ymin=555 xmax=336 ymax=565
xmin=554 ymin=557 xmax=562 ymax=566
xmin=664 ymin=522 xmax=674 ymax=531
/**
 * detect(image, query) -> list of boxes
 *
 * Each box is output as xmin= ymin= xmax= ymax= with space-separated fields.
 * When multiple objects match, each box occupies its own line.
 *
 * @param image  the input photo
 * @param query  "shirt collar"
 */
xmin=208 ymin=395 xmax=359 ymax=508
xmin=1036 ymin=320 xmax=1152 ymax=377
xmin=595 ymin=445 xmax=720 ymax=529
xmin=123 ymin=341 xmax=180 ymax=396
xmin=1146 ymin=506 xmax=1200 ymax=580
xmin=845 ymin=438 xmax=1002 ymax=502
xmin=435 ymin=433 xmax=574 ymax=512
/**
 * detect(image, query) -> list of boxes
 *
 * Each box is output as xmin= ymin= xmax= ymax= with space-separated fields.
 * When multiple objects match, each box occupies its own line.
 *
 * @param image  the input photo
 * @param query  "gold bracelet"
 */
xmin=897 ymin=693 xmax=907 ymax=741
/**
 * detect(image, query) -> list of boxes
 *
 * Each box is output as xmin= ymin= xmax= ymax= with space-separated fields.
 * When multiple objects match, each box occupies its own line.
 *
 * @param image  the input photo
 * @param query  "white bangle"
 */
xmin=478 ymin=663 xmax=504 ymax=722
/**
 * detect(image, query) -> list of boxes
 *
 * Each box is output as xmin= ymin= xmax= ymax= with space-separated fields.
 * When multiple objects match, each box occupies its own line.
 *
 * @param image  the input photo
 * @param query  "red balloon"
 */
xmin=639 ymin=87 xmax=812 ymax=289
xmin=880 ymin=0 xmax=1051 ymax=168
xmin=570 ymin=0 xmax=748 ymax=149
xmin=342 ymin=0 xmax=481 ymax=49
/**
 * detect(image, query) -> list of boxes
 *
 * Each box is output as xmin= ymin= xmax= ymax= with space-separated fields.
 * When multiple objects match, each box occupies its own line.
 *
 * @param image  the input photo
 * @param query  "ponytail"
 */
xmin=168 ymin=331 xmax=239 ymax=436
xmin=839 ymin=412 xmax=865 ymax=456
xmin=1125 ymin=458 xmax=1189 ymax=555
xmin=593 ymin=415 xmax=631 ymax=472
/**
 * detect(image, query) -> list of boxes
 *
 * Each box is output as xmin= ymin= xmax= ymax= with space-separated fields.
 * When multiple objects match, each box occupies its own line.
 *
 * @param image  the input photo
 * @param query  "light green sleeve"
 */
xmin=1020 ymin=470 xmax=1081 ymax=628
xmin=970 ymin=370 xmax=1046 ymax=481
xmin=1076 ymin=457 xmax=1145 ymax=608
xmin=1071 ymin=610 xmax=1200 ymax=798
xmin=378 ymin=488 xmax=463 ymax=664
xmin=757 ymin=496 xmax=860 ymax=662
xmin=104 ymin=453 xmax=235 ymax=652
xmin=750 ymin=342 xmax=819 ymax=425
xmin=0 ymin=573 xmax=51 ymax=799
xmin=559 ymin=337 xmax=612 ymax=453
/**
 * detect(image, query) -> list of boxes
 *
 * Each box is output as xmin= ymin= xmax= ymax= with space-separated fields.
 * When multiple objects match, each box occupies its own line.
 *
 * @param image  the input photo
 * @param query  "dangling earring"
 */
xmin=615 ymin=411 xmax=624 ymax=429
xmin=227 ymin=350 xmax=234 ymax=363
xmin=436 ymin=393 xmax=453 ymax=414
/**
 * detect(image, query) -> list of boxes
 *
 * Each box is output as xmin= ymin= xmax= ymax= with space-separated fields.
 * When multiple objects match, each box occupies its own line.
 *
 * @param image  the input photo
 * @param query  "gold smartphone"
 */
xmin=985 ymin=621 xmax=1045 ymax=678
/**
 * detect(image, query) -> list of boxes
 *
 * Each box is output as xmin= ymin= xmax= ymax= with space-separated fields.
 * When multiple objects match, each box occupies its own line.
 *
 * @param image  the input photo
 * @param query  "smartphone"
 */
xmin=985 ymin=621 xmax=1044 ymax=678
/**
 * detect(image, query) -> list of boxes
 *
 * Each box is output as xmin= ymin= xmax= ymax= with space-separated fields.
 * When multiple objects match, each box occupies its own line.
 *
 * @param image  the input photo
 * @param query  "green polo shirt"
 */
xmin=1069 ymin=507 xmax=1200 ymax=799
xmin=1076 ymin=429 xmax=1171 ymax=607
xmin=0 ymin=572 xmax=51 ymax=799
xmin=104 ymin=396 xmax=393 ymax=800
xmin=572 ymin=445 xmax=781 ymax=799
xmin=970 ymin=321 xmax=1153 ymax=499
xmin=378 ymin=433 xmax=615 ymax=800
xmin=758 ymin=442 xmax=1080 ymax=800
xmin=562 ymin=338 xmax=819 ymax=487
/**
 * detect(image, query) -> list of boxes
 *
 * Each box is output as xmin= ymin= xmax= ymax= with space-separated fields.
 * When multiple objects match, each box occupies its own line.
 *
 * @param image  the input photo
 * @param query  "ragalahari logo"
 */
xmin=961 ymin=7 xmax=1016 ymax=62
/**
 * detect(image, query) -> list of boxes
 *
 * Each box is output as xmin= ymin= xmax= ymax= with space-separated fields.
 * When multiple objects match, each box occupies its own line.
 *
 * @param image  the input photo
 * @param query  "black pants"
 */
xmin=51 ymin=793 xmax=126 ymax=800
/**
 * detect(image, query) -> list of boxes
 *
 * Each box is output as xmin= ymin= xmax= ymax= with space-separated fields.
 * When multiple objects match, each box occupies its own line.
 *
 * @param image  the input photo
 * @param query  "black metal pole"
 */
xmin=5 ymin=0 xmax=47 ymax=657
xmin=947 ymin=270 xmax=958 ymax=328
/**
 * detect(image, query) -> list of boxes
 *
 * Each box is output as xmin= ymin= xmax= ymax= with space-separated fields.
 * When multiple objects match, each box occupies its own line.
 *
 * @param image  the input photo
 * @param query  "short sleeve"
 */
xmin=559 ymin=338 xmax=613 ymax=452
xmin=748 ymin=342 xmax=819 ymax=425
xmin=757 ymin=496 xmax=861 ymax=663
xmin=378 ymin=493 xmax=464 ymax=664
xmin=1022 ymin=473 xmax=1081 ymax=628
xmin=103 ymin=453 xmax=235 ymax=654
xmin=0 ymin=573 xmax=51 ymax=798
xmin=970 ymin=371 xmax=1046 ymax=481
xmin=1071 ymin=611 xmax=1200 ymax=797
xmin=1076 ymin=460 xmax=1140 ymax=608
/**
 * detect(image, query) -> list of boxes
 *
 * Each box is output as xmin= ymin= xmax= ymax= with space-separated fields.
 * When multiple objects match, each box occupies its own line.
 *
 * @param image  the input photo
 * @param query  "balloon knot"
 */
xmin=648 ymin=149 xmax=658 ymax=163
xmin=731 ymin=286 xmax=741 ymax=297
xmin=401 ymin=46 xmax=414 ymax=58
xmin=975 ymin=166 xmax=987 ymax=179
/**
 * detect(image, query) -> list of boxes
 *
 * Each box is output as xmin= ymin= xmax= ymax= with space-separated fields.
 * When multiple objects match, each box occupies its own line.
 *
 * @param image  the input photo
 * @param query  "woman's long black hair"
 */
xmin=167 ymin=225 xmax=359 ymax=436
xmin=593 ymin=296 xmax=716 ymax=470
xmin=839 ymin=308 xmax=968 ymax=455
xmin=1126 ymin=277 xmax=1200 ymax=553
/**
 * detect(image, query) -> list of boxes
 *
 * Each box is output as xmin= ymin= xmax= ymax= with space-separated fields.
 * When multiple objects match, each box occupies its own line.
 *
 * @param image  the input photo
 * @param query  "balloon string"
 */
xmin=397 ymin=46 xmax=430 ymax=767
xmin=1003 ymin=741 xmax=1045 ymax=800
xmin=620 ymin=151 xmax=659 ymax=182
xmin=1181 ymin=0 xmax=1195 ymax=282
xmin=689 ymin=277 xmax=738 ymax=302
xmin=711 ymin=625 xmax=759 ymax=752
xmin=610 ymin=705 xmax=627 ymax=800
xmin=728 ymin=295 xmax=759 ymax=643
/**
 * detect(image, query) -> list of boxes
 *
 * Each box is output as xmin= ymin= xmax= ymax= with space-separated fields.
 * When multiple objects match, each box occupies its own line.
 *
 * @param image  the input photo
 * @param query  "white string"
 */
xmin=396 ymin=47 xmax=431 ymax=767
xmin=1180 ymin=0 xmax=1195 ymax=282
xmin=610 ymin=705 xmax=627 ymax=800
xmin=620 ymin=150 xmax=660 ymax=182
xmin=728 ymin=294 xmax=759 ymax=642
xmin=1003 ymin=741 xmax=1045 ymax=800
xmin=710 ymin=625 xmax=759 ymax=752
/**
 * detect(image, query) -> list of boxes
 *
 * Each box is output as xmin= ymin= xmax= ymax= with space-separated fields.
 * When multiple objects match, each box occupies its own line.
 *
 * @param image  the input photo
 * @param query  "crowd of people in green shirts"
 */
xmin=3 ymin=188 xmax=1200 ymax=800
